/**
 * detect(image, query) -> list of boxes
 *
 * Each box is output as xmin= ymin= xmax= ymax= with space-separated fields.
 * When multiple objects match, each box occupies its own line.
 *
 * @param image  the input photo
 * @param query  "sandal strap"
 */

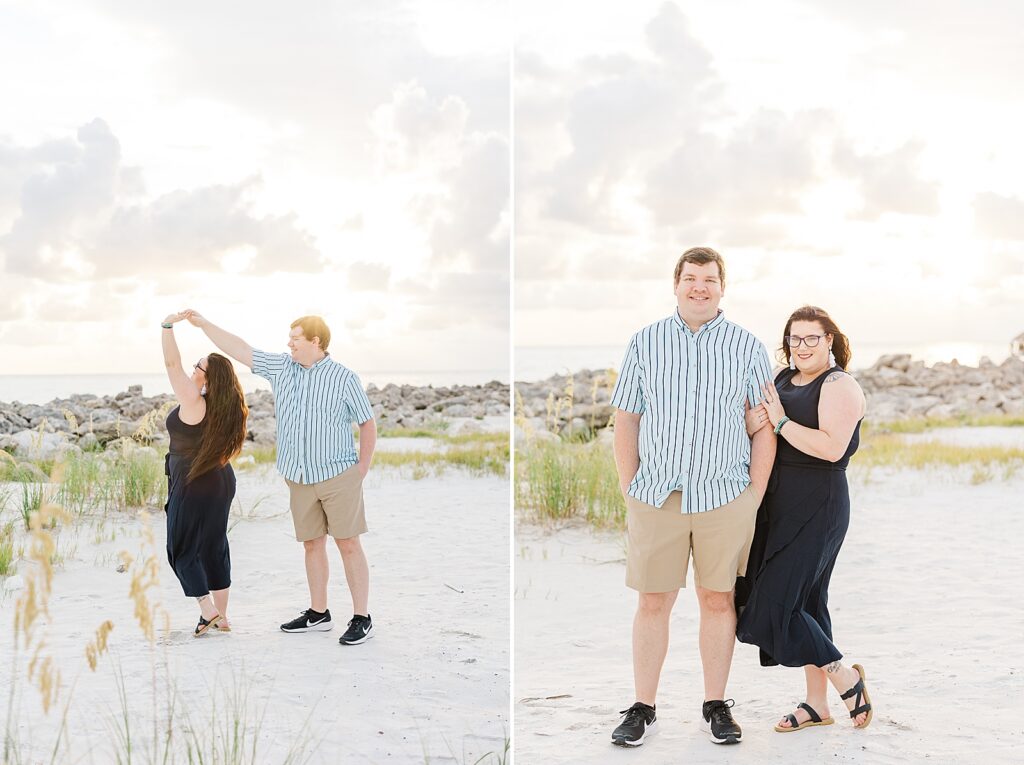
xmin=797 ymin=702 xmax=822 ymax=723
xmin=840 ymin=678 xmax=864 ymax=702
xmin=783 ymin=713 xmax=799 ymax=729
xmin=849 ymin=702 xmax=872 ymax=719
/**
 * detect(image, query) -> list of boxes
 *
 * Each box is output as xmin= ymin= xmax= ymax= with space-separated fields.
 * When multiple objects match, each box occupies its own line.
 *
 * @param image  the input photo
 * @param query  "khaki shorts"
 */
xmin=285 ymin=465 xmax=367 ymax=542
xmin=625 ymin=485 xmax=760 ymax=593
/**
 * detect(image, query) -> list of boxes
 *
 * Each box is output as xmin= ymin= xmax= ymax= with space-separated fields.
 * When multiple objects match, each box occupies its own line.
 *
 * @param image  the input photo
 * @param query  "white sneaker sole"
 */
xmin=611 ymin=719 xmax=656 ymax=747
xmin=280 ymin=621 xmax=334 ymax=633
xmin=339 ymin=625 xmax=374 ymax=645
xmin=701 ymin=717 xmax=741 ymax=745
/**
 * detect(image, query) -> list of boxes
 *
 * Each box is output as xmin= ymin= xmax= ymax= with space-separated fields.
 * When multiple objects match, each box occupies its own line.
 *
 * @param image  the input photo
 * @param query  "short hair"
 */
xmin=290 ymin=315 xmax=331 ymax=351
xmin=673 ymin=246 xmax=726 ymax=289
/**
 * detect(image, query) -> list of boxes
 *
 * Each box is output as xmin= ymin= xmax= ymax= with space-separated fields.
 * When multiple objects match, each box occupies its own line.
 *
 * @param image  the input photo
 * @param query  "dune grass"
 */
xmin=516 ymin=425 xmax=1024 ymax=530
xmin=0 ymin=522 xmax=15 ymax=577
xmin=374 ymin=439 xmax=509 ymax=477
xmin=853 ymin=432 xmax=1024 ymax=476
xmin=516 ymin=440 xmax=625 ymax=528
xmin=863 ymin=411 xmax=1024 ymax=434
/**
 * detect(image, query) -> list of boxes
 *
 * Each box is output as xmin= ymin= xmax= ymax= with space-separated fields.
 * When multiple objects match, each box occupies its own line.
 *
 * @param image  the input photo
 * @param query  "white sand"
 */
xmin=515 ymin=452 xmax=1024 ymax=763
xmin=1 ymin=457 xmax=509 ymax=763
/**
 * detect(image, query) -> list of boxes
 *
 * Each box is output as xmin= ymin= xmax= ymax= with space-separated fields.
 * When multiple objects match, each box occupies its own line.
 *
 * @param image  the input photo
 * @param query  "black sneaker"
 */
xmin=338 ymin=614 xmax=374 ymax=645
xmin=702 ymin=699 xmax=741 ymax=745
xmin=280 ymin=608 xmax=333 ymax=633
xmin=611 ymin=702 xmax=657 ymax=747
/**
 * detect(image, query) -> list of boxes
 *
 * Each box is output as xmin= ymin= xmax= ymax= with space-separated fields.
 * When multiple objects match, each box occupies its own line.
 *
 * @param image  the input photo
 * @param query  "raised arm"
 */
xmin=763 ymin=373 xmax=865 ymax=462
xmin=161 ymin=313 xmax=205 ymax=421
xmin=183 ymin=309 xmax=254 ymax=369
xmin=613 ymin=409 xmax=642 ymax=497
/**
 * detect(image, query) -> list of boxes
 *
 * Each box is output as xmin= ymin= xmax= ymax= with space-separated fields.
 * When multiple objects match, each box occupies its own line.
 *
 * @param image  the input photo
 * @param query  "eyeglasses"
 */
xmin=193 ymin=361 xmax=207 ymax=373
xmin=785 ymin=334 xmax=827 ymax=348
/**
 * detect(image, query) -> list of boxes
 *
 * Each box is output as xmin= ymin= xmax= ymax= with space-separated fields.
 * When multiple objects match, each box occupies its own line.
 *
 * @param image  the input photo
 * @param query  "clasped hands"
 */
xmin=162 ymin=309 xmax=207 ymax=328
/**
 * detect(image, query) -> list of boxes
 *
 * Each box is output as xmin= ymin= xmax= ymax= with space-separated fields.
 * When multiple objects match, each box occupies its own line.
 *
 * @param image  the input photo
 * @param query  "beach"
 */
xmin=514 ymin=429 xmax=1024 ymax=764
xmin=1 ymin=437 xmax=510 ymax=764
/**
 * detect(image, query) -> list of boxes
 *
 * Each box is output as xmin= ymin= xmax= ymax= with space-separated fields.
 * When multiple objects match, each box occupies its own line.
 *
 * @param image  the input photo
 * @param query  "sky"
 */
xmin=515 ymin=0 xmax=1024 ymax=368
xmin=0 ymin=0 xmax=509 ymax=380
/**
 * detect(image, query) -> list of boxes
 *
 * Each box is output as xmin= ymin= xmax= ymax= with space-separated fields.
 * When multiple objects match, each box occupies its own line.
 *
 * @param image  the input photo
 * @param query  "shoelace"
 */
xmin=618 ymin=705 xmax=651 ymax=727
xmin=707 ymin=699 xmax=736 ymax=724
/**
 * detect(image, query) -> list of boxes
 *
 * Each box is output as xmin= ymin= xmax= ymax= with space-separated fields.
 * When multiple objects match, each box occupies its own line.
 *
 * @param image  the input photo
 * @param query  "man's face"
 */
xmin=674 ymin=261 xmax=724 ymax=327
xmin=287 ymin=326 xmax=321 ymax=367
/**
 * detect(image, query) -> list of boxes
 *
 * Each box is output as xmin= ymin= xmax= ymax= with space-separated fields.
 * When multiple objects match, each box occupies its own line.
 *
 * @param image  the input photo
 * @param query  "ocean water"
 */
xmin=515 ymin=342 xmax=1013 ymax=382
xmin=0 ymin=368 xmax=508 ymax=405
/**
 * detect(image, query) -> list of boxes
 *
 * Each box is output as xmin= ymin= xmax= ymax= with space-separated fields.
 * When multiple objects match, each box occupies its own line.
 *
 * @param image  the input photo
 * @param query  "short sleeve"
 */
xmin=610 ymin=335 xmax=646 ymax=414
xmin=746 ymin=341 xmax=773 ymax=407
xmin=251 ymin=349 xmax=290 ymax=383
xmin=344 ymin=373 xmax=374 ymax=424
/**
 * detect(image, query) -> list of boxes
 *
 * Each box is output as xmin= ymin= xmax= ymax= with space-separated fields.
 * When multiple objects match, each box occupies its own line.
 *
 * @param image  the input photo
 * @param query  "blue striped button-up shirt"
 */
xmin=251 ymin=350 xmax=375 ymax=484
xmin=610 ymin=310 xmax=772 ymax=512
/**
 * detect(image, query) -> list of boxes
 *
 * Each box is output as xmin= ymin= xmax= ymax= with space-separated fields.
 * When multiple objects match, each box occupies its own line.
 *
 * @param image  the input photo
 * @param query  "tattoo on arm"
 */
xmin=823 ymin=372 xmax=845 ymax=383
xmin=825 ymin=661 xmax=842 ymax=673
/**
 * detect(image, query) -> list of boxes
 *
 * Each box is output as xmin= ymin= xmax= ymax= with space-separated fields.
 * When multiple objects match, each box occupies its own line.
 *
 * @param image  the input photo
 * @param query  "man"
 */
xmin=608 ymin=247 xmax=775 ymax=746
xmin=184 ymin=310 xmax=378 ymax=646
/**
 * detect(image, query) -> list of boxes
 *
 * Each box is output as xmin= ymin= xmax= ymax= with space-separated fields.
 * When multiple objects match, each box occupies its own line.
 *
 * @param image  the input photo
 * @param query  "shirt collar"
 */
xmin=296 ymin=352 xmax=331 ymax=371
xmin=672 ymin=308 xmax=725 ymax=336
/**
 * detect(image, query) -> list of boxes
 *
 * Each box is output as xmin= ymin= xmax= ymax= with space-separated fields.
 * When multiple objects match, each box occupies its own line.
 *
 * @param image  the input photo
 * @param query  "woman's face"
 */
xmin=191 ymin=356 xmax=209 ymax=388
xmin=787 ymin=320 xmax=832 ymax=374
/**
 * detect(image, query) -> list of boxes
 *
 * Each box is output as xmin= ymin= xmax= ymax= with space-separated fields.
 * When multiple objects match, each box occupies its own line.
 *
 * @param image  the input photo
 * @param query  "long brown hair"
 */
xmin=779 ymin=305 xmax=852 ymax=370
xmin=188 ymin=353 xmax=249 ymax=482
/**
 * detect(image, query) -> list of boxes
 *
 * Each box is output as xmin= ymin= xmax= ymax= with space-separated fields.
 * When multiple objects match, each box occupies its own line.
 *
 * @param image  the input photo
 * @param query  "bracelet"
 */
xmin=773 ymin=415 xmax=790 ymax=435
xmin=161 ymin=322 xmax=174 ymax=329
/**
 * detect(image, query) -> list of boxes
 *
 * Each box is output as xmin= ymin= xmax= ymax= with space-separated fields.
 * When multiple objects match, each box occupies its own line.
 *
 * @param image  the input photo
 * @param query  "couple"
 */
xmin=159 ymin=311 xmax=378 ymax=645
xmin=609 ymin=247 xmax=872 ymax=747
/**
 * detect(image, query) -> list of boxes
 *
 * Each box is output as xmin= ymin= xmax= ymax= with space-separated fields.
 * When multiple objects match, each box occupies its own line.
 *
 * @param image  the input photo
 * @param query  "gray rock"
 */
xmin=6 ymin=430 xmax=76 ymax=461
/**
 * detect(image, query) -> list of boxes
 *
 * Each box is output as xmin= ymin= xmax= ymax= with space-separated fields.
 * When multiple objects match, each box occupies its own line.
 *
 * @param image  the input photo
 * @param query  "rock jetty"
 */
xmin=0 ymin=381 xmax=510 ymax=460
xmin=515 ymin=354 xmax=1024 ymax=438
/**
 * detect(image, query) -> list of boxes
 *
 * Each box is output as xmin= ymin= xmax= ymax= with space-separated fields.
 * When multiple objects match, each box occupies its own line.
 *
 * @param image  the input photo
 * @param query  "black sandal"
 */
xmin=841 ymin=664 xmax=873 ymax=728
xmin=774 ymin=702 xmax=834 ymax=733
xmin=194 ymin=613 xmax=222 ymax=637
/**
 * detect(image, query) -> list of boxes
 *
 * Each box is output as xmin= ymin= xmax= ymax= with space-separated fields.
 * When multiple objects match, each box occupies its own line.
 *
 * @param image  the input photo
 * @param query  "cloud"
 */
xmin=77 ymin=0 xmax=508 ymax=166
xmin=643 ymin=109 xmax=822 ymax=229
xmin=348 ymin=262 xmax=391 ymax=291
xmin=1 ymin=119 xmax=124 ymax=277
xmin=93 ymin=178 xmax=321 ymax=275
xmin=515 ymin=1 xmax=950 ymax=294
xmin=396 ymin=270 xmax=508 ymax=331
xmin=0 ymin=121 xmax=322 ymax=279
xmin=974 ymin=192 xmax=1024 ymax=240
xmin=371 ymin=81 xmax=509 ymax=274
xmin=833 ymin=139 xmax=940 ymax=219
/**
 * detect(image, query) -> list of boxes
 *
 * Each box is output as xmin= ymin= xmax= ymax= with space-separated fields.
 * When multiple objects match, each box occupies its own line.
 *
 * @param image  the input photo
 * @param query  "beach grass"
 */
xmin=0 ymin=522 xmax=14 ymax=576
xmin=374 ymin=439 xmax=509 ymax=477
xmin=515 ymin=424 xmax=1024 ymax=530
xmin=19 ymin=483 xmax=46 ymax=530
xmin=516 ymin=440 xmax=625 ymax=528
xmin=853 ymin=432 xmax=1024 ymax=474
xmin=862 ymin=411 xmax=1024 ymax=434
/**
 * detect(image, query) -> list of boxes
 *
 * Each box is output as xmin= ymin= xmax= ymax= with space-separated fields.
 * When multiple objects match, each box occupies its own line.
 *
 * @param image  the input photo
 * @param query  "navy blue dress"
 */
xmin=735 ymin=366 xmax=860 ymax=668
xmin=164 ymin=406 xmax=234 ymax=598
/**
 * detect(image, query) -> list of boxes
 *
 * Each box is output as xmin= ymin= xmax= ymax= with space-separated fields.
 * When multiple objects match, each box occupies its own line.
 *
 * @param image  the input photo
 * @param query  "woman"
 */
xmin=735 ymin=306 xmax=873 ymax=732
xmin=161 ymin=312 xmax=248 ymax=636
